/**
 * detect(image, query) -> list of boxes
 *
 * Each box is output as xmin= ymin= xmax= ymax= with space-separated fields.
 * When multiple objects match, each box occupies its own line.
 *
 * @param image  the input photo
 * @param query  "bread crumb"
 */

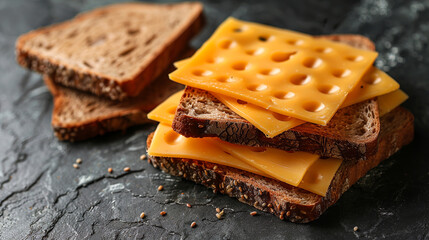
xmin=160 ymin=211 xmax=166 ymax=216
xmin=140 ymin=154 xmax=146 ymax=160
xmin=124 ymin=167 xmax=130 ymax=172
xmin=353 ymin=226 xmax=359 ymax=232
xmin=158 ymin=185 xmax=164 ymax=191
xmin=140 ymin=212 xmax=145 ymax=219
xmin=76 ymin=158 xmax=82 ymax=164
xmin=190 ymin=222 xmax=197 ymax=228
xmin=186 ymin=203 xmax=192 ymax=208
xmin=108 ymin=168 xmax=113 ymax=173
xmin=250 ymin=211 xmax=257 ymax=216
xmin=73 ymin=164 xmax=79 ymax=169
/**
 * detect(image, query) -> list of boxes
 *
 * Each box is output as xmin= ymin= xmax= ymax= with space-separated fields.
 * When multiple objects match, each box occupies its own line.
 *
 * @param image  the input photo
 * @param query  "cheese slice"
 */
xmin=378 ymin=89 xmax=408 ymax=116
xmin=211 ymin=140 xmax=319 ymax=186
xmin=298 ymin=157 xmax=342 ymax=196
xmin=147 ymin=90 xmax=184 ymax=124
xmin=148 ymin=123 xmax=342 ymax=196
xmin=342 ymin=67 xmax=400 ymax=107
xmin=169 ymin=17 xmax=378 ymax=125
xmin=148 ymin=123 xmax=266 ymax=176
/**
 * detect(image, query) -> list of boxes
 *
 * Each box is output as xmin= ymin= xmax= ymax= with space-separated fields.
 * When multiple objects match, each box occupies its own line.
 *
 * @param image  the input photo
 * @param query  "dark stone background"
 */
xmin=1 ymin=0 xmax=428 ymax=239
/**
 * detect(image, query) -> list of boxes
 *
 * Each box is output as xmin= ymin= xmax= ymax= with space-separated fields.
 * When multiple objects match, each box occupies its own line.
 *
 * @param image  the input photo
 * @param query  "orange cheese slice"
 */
xmin=298 ymin=157 xmax=342 ymax=196
xmin=148 ymin=123 xmax=264 ymax=175
xmin=210 ymin=140 xmax=319 ymax=186
xmin=147 ymin=90 xmax=184 ymax=124
xmin=169 ymin=17 xmax=378 ymax=125
xmin=378 ymin=89 xmax=408 ymax=116
xmin=342 ymin=67 xmax=400 ymax=107
xmin=148 ymin=123 xmax=342 ymax=196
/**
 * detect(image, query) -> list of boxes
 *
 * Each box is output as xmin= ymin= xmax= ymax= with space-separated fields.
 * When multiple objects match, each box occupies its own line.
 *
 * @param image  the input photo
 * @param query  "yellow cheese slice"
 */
xmin=174 ymin=58 xmax=188 ymax=69
xmin=147 ymin=90 xmax=184 ymax=124
xmin=169 ymin=17 xmax=378 ymax=125
xmin=298 ymin=157 xmax=342 ymax=196
xmin=342 ymin=67 xmax=400 ymax=107
xmin=211 ymin=140 xmax=319 ymax=186
xmin=378 ymin=89 xmax=408 ymax=116
xmin=148 ymin=123 xmax=265 ymax=176
xmin=211 ymin=92 xmax=305 ymax=137
xmin=148 ymin=123 xmax=342 ymax=196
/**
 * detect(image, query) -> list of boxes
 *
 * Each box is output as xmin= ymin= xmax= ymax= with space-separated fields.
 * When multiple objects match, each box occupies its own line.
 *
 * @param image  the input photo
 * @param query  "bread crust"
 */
xmin=147 ymin=107 xmax=414 ymax=223
xmin=16 ymin=2 xmax=204 ymax=100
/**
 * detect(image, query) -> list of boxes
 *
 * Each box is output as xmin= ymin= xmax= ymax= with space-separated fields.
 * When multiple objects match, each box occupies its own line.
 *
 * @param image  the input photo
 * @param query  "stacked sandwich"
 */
xmin=15 ymin=2 xmax=203 ymax=141
xmin=146 ymin=18 xmax=414 ymax=222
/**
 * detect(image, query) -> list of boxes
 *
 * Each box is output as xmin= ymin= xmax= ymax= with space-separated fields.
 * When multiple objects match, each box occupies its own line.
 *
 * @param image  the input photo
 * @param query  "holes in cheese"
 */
xmin=148 ymin=123 xmax=343 ymax=196
xmin=172 ymin=59 xmax=400 ymax=138
xmin=147 ymin=90 xmax=184 ymax=125
xmin=169 ymin=17 xmax=378 ymax=125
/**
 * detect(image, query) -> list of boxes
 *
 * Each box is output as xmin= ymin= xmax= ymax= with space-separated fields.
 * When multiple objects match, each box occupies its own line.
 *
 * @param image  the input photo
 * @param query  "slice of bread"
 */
xmin=45 ymin=64 xmax=183 ymax=142
xmin=172 ymin=35 xmax=380 ymax=160
xmin=16 ymin=2 xmax=203 ymax=100
xmin=147 ymin=107 xmax=414 ymax=223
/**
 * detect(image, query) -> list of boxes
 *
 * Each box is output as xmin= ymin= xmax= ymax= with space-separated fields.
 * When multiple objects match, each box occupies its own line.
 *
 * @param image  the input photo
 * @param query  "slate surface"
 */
xmin=0 ymin=0 xmax=428 ymax=239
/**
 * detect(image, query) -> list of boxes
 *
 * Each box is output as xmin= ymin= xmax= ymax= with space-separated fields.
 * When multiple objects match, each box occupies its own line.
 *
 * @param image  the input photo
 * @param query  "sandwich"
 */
xmin=145 ymin=18 xmax=414 ymax=223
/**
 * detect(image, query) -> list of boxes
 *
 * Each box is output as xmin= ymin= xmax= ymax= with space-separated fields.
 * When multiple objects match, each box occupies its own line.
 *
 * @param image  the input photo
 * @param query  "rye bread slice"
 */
xmin=172 ymin=34 xmax=380 ymax=160
xmin=147 ymin=107 xmax=414 ymax=223
xmin=45 ymin=64 xmax=183 ymax=142
xmin=16 ymin=2 xmax=203 ymax=100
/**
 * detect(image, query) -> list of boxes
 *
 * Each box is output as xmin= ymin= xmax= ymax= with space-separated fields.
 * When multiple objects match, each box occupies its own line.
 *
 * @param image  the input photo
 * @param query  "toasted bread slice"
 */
xmin=172 ymin=35 xmax=380 ymax=160
xmin=45 ymin=65 xmax=183 ymax=142
xmin=16 ymin=2 xmax=203 ymax=100
xmin=147 ymin=107 xmax=414 ymax=223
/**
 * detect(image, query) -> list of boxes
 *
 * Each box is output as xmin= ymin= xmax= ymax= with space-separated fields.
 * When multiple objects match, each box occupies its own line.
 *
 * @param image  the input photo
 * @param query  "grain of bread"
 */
xmin=172 ymin=35 xmax=379 ymax=160
xmin=16 ymin=2 xmax=204 ymax=100
xmin=45 ymin=64 xmax=183 ymax=142
xmin=147 ymin=107 xmax=414 ymax=223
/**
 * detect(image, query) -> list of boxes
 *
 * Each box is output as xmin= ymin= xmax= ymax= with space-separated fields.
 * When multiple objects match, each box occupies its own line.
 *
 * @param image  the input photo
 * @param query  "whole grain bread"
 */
xmin=147 ymin=107 xmax=414 ymax=223
xmin=45 ymin=64 xmax=183 ymax=142
xmin=16 ymin=2 xmax=203 ymax=100
xmin=172 ymin=35 xmax=380 ymax=160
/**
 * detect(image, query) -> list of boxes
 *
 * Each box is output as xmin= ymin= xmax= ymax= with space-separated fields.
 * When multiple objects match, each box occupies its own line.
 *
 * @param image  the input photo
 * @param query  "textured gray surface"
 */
xmin=1 ymin=0 xmax=428 ymax=239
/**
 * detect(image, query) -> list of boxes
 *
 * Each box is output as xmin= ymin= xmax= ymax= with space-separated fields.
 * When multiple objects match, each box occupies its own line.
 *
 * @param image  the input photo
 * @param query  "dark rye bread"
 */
xmin=147 ymin=107 xmax=414 ymax=223
xmin=16 ymin=2 xmax=203 ymax=100
xmin=172 ymin=35 xmax=379 ymax=160
xmin=45 ymin=65 xmax=183 ymax=142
